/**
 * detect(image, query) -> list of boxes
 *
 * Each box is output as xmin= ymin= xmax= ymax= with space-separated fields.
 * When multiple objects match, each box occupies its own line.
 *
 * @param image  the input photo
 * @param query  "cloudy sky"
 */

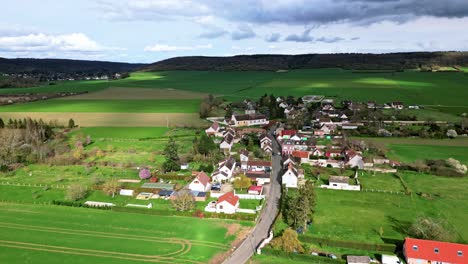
xmin=1 ymin=0 xmax=468 ymax=63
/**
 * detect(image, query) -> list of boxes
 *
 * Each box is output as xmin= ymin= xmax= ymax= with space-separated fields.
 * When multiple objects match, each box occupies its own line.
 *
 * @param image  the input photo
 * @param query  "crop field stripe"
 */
xmin=0 ymin=241 xmax=200 ymax=264
xmin=0 ymin=221 xmax=228 ymax=249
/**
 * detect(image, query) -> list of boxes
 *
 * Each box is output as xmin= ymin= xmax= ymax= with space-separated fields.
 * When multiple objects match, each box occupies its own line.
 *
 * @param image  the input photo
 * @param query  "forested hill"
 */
xmin=0 ymin=58 xmax=146 ymax=74
xmin=143 ymin=52 xmax=468 ymax=71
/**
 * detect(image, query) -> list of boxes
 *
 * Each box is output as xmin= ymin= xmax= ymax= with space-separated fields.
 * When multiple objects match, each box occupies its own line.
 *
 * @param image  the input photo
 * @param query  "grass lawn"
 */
xmin=0 ymin=164 xmax=139 ymax=186
xmin=387 ymin=144 xmax=468 ymax=165
xmin=69 ymin=127 xmax=169 ymax=139
xmin=310 ymin=171 xmax=468 ymax=243
xmin=0 ymin=99 xmax=200 ymax=113
xmin=238 ymin=199 xmax=263 ymax=210
xmin=0 ymin=202 xmax=242 ymax=264
xmin=358 ymin=171 xmax=405 ymax=192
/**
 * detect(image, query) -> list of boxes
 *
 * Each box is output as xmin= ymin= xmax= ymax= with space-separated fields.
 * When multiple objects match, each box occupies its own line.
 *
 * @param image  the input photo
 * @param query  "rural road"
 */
xmin=223 ymin=129 xmax=282 ymax=264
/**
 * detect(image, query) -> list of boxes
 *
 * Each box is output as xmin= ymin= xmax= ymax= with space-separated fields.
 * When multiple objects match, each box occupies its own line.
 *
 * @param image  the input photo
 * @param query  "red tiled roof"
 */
xmin=248 ymin=185 xmax=263 ymax=192
xmin=247 ymin=160 xmax=272 ymax=167
xmin=217 ymin=192 xmax=239 ymax=206
xmin=404 ymin=238 xmax=467 ymax=263
xmin=281 ymin=130 xmax=297 ymax=136
xmin=292 ymin=151 xmax=309 ymax=159
xmin=196 ymin=172 xmax=211 ymax=187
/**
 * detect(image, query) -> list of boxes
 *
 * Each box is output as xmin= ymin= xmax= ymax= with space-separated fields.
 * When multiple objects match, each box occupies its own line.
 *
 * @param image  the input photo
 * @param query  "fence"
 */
xmin=0 ymin=181 xmax=68 ymax=189
xmin=299 ymin=235 xmax=397 ymax=252
xmin=362 ymin=188 xmax=406 ymax=195
xmin=363 ymin=168 xmax=397 ymax=173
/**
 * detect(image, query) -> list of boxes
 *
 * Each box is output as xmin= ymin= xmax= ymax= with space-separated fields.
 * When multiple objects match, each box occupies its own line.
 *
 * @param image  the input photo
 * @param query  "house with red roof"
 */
xmin=292 ymin=150 xmax=310 ymax=163
xmin=205 ymin=122 xmax=220 ymax=136
xmin=403 ymin=238 xmax=467 ymax=264
xmin=215 ymin=192 xmax=240 ymax=214
xmin=188 ymin=172 xmax=211 ymax=192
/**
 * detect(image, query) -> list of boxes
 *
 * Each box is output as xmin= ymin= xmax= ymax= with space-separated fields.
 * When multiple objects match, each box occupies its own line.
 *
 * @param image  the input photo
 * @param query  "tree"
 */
xmin=68 ymin=118 xmax=75 ymax=129
xmin=0 ymin=118 xmax=4 ymax=129
xmin=270 ymin=228 xmax=304 ymax=253
xmin=66 ymin=184 xmax=87 ymax=201
xmin=102 ymin=178 xmax=121 ymax=198
xmin=199 ymin=101 xmax=211 ymax=118
xmin=195 ymin=134 xmax=216 ymax=155
xmin=408 ymin=217 xmax=453 ymax=242
xmin=163 ymin=137 xmax=180 ymax=172
xmin=139 ymin=168 xmax=151 ymax=179
xmin=233 ymin=174 xmax=251 ymax=191
xmin=225 ymin=107 xmax=233 ymax=119
xmin=171 ymin=190 xmax=195 ymax=211
xmin=446 ymin=129 xmax=458 ymax=138
xmin=282 ymin=181 xmax=316 ymax=231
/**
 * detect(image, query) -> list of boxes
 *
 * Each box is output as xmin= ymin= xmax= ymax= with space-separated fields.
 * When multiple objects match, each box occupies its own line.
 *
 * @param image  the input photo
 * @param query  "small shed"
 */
xmin=136 ymin=192 xmax=153 ymax=200
xmin=158 ymin=189 xmax=174 ymax=198
xmin=347 ymin=255 xmax=371 ymax=264
xmin=119 ymin=189 xmax=134 ymax=196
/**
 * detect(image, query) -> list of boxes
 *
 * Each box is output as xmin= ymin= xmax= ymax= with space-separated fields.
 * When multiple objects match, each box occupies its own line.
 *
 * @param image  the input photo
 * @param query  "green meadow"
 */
xmin=0 ymin=202 xmax=241 ymax=264
xmin=387 ymin=144 xmax=468 ymax=165
xmin=1 ymin=69 xmax=468 ymax=117
xmin=310 ymin=172 xmax=468 ymax=243
xmin=0 ymin=99 xmax=200 ymax=113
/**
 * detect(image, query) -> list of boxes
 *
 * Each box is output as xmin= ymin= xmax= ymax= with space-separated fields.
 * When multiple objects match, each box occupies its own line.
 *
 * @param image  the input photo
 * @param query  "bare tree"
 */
xmin=171 ymin=190 xmax=195 ymax=211
xmin=102 ymin=178 xmax=121 ymax=198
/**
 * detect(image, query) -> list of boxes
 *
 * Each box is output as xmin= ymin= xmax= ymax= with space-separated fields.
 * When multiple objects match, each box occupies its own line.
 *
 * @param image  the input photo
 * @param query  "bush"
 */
xmin=65 ymin=184 xmax=87 ymax=201
xmin=299 ymin=235 xmax=396 ymax=252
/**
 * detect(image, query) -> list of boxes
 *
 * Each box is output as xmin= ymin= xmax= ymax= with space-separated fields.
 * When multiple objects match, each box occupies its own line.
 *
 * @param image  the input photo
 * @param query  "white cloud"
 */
xmin=144 ymin=43 xmax=212 ymax=52
xmin=0 ymin=33 xmax=119 ymax=53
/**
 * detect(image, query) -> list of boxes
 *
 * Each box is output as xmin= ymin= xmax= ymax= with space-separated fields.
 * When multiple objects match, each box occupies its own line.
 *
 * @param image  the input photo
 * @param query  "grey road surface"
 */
xmin=223 ymin=130 xmax=282 ymax=264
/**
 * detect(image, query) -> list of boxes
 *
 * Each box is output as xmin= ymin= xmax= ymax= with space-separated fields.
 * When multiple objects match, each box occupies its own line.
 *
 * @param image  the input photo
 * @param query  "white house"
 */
xmin=322 ymin=176 xmax=360 ymax=191
xmin=205 ymin=122 xmax=220 ymax=136
xmin=220 ymin=134 xmax=234 ymax=153
xmin=281 ymin=164 xmax=303 ymax=188
xmin=347 ymin=155 xmax=364 ymax=169
xmin=212 ymin=157 xmax=236 ymax=182
xmin=189 ymin=172 xmax=211 ymax=192
xmin=247 ymin=160 xmax=272 ymax=172
xmin=215 ymin=192 xmax=239 ymax=214
xmin=211 ymin=170 xmax=230 ymax=183
xmin=282 ymin=155 xmax=297 ymax=169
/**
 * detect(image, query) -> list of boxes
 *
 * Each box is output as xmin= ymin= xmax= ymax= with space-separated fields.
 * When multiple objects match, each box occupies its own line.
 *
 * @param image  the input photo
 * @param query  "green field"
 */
xmin=310 ymin=171 xmax=468 ymax=243
xmin=1 ymin=69 xmax=468 ymax=116
xmin=0 ymin=99 xmax=200 ymax=113
xmin=387 ymin=144 xmax=468 ymax=164
xmin=0 ymin=202 xmax=242 ymax=264
xmin=70 ymin=127 xmax=169 ymax=139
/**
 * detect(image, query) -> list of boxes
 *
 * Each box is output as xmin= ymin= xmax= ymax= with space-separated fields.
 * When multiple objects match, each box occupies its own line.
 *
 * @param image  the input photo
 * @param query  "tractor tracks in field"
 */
xmin=0 ymin=221 xmax=228 ymax=263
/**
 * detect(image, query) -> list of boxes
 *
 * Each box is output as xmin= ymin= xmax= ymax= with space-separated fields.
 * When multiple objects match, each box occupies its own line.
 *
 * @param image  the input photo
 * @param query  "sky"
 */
xmin=1 ymin=0 xmax=468 ymax=63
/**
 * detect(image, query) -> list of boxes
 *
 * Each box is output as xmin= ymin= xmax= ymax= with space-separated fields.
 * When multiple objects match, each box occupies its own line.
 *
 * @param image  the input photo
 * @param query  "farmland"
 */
xmin=0 ymin=202 xmax=245 ymax=264
xmin=0 ymin=99 xmax=200 ymax=113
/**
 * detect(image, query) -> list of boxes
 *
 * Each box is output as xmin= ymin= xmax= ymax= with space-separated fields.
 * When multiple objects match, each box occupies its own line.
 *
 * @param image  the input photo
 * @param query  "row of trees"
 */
xmin=199 ymin=94 xmax=222 ymax=118
xmin=0 ymin=118 xmax=66 ymax=166
xmin=281 ymin=181 xmax=316 ymax=232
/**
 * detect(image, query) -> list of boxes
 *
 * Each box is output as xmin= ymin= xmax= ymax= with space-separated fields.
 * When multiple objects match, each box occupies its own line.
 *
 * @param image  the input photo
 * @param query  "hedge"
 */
xmin=52 ymin=200 xmax=112 ymax=210
xmin=261 ymin=248 xmax=346 ymax=263
xmin=299 ymin=235 xmax=396 ymax=252
xmin=111 ymin=206 xmax=257 ymax=221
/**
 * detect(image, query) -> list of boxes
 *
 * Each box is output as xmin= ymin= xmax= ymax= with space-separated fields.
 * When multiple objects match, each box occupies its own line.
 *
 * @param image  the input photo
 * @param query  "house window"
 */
xmin=434 ymin=248 xmax=439 ymax=253
xmin=458 ymin=251 xmax=463 ymax=256
xmin=412 ymin=245 xmax=418 ymax=251
xmin=219 ymin=205 xmax=223 ymax=210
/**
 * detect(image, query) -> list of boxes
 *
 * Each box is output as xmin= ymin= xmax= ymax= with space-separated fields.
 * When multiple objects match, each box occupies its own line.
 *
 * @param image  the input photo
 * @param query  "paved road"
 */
xmin=223 ymin=130 xmax=282 ymax=264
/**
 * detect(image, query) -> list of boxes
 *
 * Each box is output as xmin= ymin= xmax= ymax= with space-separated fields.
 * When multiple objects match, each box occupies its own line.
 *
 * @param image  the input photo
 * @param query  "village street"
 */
xmin=223 ymin=129 xmax=282 ymax=264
